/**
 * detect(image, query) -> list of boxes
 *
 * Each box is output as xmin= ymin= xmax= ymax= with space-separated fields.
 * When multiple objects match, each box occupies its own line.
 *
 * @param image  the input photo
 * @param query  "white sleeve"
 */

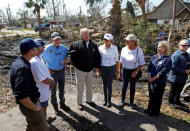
xmin=138 ymin=48 xmax=146 ymax=66
xmin=120 ymin=48 xmax=124 ymax=63
xmin=31 ymin=62 xmax=48 ymax=82
xmin=114 ymin=46 xmax=119 ymax=62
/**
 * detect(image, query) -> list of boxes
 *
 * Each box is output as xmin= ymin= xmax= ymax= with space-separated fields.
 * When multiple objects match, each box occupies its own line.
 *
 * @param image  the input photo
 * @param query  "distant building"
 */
xmin=43 ymin=15 xmax=79 ymax=27
xmin=138 ymin=0 xmax=190 ymax=25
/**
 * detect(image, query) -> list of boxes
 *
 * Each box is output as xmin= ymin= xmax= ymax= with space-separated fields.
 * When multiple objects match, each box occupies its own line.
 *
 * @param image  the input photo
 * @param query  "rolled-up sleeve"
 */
xmin=14 ymin=68 xmax=31 ymax=100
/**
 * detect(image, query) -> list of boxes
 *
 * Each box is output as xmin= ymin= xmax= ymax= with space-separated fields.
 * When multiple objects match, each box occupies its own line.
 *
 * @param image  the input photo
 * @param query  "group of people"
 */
xmin=10 ymin=27 xmax=190 ymax=130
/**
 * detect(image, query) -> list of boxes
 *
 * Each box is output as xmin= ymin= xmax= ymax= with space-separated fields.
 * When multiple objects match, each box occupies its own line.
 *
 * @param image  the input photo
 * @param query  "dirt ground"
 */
xmin=0 ymin=36 xmax=190 ymax=130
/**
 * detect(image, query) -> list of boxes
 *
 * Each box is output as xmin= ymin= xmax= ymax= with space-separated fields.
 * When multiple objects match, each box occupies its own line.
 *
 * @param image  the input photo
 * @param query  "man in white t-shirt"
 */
xmin=30 ymin=38 xmax=56 ymax=123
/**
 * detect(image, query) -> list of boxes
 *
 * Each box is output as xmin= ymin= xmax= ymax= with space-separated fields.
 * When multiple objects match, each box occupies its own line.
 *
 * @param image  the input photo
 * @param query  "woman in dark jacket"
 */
xmin=145 ymin=41 xmax=172 ymax=116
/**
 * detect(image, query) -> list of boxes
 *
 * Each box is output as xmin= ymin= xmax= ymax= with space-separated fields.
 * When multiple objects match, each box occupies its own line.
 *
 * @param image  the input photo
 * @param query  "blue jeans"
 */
xmin=40 ymin=100 xmax=49 ymax=107
xmin=100 ymin=65 xmax=116 ymax=101
xmin=51 ymin=68 xmax=65 ymax=108
xmin=121 ymin=68 xmax=137 ymax=104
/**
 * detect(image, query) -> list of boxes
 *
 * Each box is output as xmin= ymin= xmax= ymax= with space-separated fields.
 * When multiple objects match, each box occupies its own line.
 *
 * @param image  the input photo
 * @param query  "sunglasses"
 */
xmin=181 ymin=45 xmax=188 ymax=47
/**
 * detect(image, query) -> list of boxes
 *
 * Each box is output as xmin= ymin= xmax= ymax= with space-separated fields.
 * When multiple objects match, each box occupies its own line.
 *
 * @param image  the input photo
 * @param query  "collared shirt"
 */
xmin=41 ymin=43 xmax=68 ymax=71
xmin=168 ymin=49 xmax=190 ymax=83
xmin=157 ymin=31 xmax=165 ymax=42
xmin=120 ymin=46 xmax=145 ymax=69
xmin=99 ymin=44 xmax=119 ymax=66
xmin=69 ymin=39 xmax=101 ymax=72
xmin=86 ymin=41 xmax=89 ymax=48
xmin=148 ymin=54 xmax=172 ymax=85
xmin=10 ymin=56 xmax=40 ymax=104
xmin=30 ymin=56 xmax=52 ymax=102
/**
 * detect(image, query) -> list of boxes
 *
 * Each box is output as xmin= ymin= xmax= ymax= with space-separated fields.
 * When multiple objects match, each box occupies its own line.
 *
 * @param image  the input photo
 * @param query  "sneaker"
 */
xmin=107 ymin=102 xmax=112 ymax=108
xmin=60 ymin=104 xmax=71 ymax=112
xmin=129 ymin=104 xmax=137 ymax=109
xmin=77 ymin=104 xmax=83 ymax=111
xmin=53 ymin=107 xmax=60 ymax=115
xmin=47 ymin=116 xmax=56 ymax=124
xmin=169 ymin=103 xmax=177 ymax=108
xmin=144 ymin=109 xmax=150 ymax=114
xmin=103 ymin=101 xmax=107 ymax=106
xmin=120 ymin=101 xmax=125 ymax=108
xmin=149 ymin=112 xmax=159 ymax=116
xmin=175 ymin=102 xmax=189 ymax=108
xmin=86 ymin=101 xmax=97 ymax=107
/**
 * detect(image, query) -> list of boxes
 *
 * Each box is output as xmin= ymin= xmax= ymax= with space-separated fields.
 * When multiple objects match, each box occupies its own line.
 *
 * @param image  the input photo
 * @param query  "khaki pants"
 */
xmin=75 ymin=68 xmax=94 ymax=105
xmin=19 ymin=104 xmax=49 ymax=131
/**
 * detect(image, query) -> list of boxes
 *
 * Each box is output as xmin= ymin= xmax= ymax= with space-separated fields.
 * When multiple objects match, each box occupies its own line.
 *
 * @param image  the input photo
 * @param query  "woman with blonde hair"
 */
xmin=119 ymin=34 xmax=145 ymax=109
xmin=145 ymin=41 xmax=172 ymax=116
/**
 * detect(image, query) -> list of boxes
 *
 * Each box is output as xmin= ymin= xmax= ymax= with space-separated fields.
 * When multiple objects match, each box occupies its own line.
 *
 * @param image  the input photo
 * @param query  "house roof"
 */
xmin=137 ymin=0 xmax=190 ymax=19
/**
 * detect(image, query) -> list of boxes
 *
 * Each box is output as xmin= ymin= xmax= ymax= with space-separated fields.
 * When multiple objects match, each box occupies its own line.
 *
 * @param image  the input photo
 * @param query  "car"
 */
xmin=34 ymin=23 xmax=50 ymax=32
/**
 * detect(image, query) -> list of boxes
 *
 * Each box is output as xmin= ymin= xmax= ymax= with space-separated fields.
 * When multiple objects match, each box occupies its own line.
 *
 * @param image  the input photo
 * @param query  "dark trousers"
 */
xmin=100 ymin=65 xmax=116 ymax=102
xmin=19 ymin=104 xmax=49 ymax=131
xmin=168 ymin=82 xmax=185 ymax=104
xmin=51 ymin=68 xmax=65 ymax=108
xmin=147 ymin=83 xmax=165 ymax=114
xmin=121 ymin=68 xmax=137 ymax=104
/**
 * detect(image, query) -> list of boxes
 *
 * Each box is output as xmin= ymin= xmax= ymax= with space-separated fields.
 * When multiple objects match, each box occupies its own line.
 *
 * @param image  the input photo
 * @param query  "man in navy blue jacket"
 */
xmin=168 ymin=40 xmax=190 ymax=108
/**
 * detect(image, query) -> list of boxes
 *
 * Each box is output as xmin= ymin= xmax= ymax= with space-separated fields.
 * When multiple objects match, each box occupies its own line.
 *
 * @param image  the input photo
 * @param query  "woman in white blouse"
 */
xmin=98 ymin=33 xmax=119 ymax=107
xmin=118 ymin=34 xmax=145 ymax=109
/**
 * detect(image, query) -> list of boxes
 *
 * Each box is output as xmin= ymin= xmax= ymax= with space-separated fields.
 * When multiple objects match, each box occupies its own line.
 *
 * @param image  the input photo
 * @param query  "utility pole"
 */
xmin=172 ymin=0 xmax=177 ymax=29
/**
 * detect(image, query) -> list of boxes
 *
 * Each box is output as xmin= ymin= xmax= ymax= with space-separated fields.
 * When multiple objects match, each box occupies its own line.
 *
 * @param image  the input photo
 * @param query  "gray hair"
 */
xmin=80 ymin=28 xmax=90 ymax=36
xmin=178 ymin=39 xmax=188 ymax=46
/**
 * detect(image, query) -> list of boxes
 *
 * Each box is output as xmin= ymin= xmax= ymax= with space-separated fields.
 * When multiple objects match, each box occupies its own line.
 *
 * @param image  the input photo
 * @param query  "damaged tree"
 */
xmin=25 ymin=0 xmax=47 ymax=37
xmin=109 ymin=0 xmax=122 ymax=46
xmin=135 ymin=0 xmax=146 ymax=21
xmin=86 ymin=0 xmax=122 ymax=46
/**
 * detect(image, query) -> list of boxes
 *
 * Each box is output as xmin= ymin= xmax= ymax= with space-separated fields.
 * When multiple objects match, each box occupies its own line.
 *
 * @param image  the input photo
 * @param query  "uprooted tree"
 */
xmin=85 ymin=0 xmax=122 ymax=46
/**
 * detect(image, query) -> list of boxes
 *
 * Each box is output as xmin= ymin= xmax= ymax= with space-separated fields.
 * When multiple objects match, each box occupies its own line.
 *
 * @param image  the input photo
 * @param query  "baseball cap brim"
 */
xmin=52 ymin=36 xmax=61 ymax=40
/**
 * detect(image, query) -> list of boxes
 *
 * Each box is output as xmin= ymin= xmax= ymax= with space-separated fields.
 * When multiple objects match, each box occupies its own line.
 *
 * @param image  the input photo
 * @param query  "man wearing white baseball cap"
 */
xmin=98 ymin=33 xmax=119 ymax=107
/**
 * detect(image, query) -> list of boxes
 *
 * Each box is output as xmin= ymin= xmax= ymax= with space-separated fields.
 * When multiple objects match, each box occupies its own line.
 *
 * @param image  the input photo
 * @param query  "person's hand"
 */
xmin=49 ymin=69 xmax=55 ymax=75
xmin=115 ymin=71 xmax=118 ymax=78
xmin=186 ymin=69 xmax=190 ymax=74
xmin=148 ymin=78 xmax=154 ymax=83
xmin=50 ymin=78 xmax=55 ymax=88
xmin=131 ymin=71 xmax=137 ymax=78
xmin=117 ymin=72 xmax=122 ymax=80
xmin=33 ymin=102 xmax=41 ymax=112
xmin=94 ymin=68 xmax=100 ymax=77
xmin=62 ymin=59 xmax=71 ymax=64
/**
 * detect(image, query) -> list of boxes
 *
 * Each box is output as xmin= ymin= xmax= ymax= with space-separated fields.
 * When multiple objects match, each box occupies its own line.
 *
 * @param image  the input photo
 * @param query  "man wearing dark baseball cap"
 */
xmin=10 ymin=38 xmax=51 ymax=130
xmin=30 ymin=38 xmax=56 ymax=123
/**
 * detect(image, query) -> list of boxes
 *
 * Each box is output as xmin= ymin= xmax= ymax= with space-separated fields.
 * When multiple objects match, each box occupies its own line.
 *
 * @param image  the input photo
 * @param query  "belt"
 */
xmin=101 ymin=65 xmax=116 ymax=68
xmin=49 ymin=68 xmax=65 ymax=73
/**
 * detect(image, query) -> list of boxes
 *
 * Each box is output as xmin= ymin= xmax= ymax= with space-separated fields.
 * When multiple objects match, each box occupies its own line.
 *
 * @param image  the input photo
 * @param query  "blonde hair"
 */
xmin=80 ymin=28 xmax=90 ymax=36
xmin=158 ymin=41 xmax=169 ymax=55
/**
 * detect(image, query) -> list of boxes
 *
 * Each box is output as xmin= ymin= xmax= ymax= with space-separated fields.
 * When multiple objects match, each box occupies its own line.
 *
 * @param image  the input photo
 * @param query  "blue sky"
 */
xmin=0 ymin=0 xmax=163 ymax=16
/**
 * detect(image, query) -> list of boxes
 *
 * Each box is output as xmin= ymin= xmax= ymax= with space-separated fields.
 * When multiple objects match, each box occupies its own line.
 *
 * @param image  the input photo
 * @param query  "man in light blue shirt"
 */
xmin=41 ymin=32 xmax=70 ymax=114
xmin=155 ymin=27 xmax=165 ymax=53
